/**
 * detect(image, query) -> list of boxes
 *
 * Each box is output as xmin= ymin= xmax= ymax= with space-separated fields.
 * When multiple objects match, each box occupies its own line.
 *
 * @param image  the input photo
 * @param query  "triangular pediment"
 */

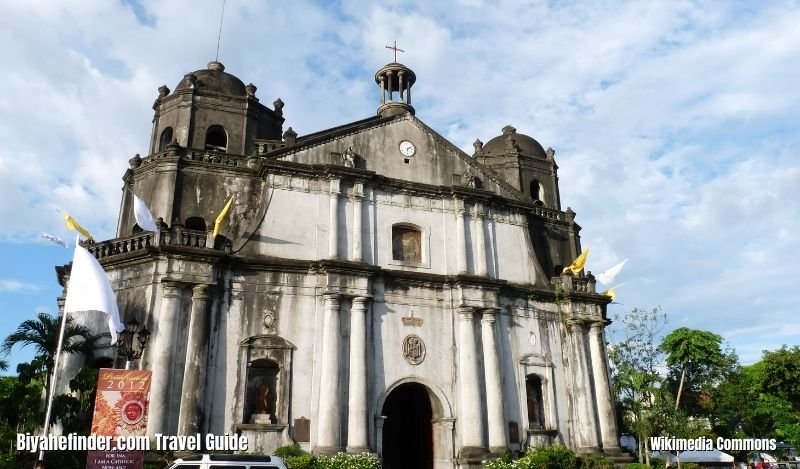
xmin=267 ymin=114 xmax=528 ymax=202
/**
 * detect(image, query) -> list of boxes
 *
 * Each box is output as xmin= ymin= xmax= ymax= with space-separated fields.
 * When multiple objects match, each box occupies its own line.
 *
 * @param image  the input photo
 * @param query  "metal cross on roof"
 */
xmin=385 ymin=41 xmax=405 ymax=63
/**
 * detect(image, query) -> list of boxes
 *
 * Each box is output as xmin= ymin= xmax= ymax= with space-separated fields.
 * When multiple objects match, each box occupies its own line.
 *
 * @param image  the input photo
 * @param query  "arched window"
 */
xmin=392 ymin=224 xmax=422 ymax=263
xmin=525 ymin=374 xmax=545 ymax=429
xmin=244 ymin=358 xmax=280 ymax=424
xmin=205 ymin=125 xmax=228 ymax=152
xmin=184 ymin=217 xmax=207 ymax=232
xmin=530 ymin=180 xmax=541 ymax=201
xmin=158 ymin=127 xmax=173 ymax=151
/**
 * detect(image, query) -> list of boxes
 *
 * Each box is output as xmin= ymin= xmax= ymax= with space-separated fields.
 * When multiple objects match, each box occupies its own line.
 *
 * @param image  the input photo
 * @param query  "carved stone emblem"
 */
xmin=402 ymin=334 xmax=426 ymax=365
xmin=401 ymin=310 xmax=423 ymax=327
xmin=263 ymin=311 xmax=275 ymax=330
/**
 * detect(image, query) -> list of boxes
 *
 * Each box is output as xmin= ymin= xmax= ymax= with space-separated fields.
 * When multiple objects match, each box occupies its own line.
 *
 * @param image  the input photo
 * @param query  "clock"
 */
xmin=399 ymin=140 xmax=416 ymax=157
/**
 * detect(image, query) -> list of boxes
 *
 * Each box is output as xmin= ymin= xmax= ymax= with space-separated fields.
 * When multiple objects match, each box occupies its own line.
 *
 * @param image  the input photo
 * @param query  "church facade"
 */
xmin=57 ymin=60 xmax=621 ymax=468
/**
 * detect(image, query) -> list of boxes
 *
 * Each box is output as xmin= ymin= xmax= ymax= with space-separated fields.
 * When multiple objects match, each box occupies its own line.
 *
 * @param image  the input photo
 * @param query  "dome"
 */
xmin=174 ymin=61 xmax=247 ymax=97
xmin=481 ymin=125 xmax=547 ymax=159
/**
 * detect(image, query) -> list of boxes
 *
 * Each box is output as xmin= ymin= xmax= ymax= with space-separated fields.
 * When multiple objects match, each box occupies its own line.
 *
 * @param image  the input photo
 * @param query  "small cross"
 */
xmin=385 ymin=40 xmax=405 ymax=63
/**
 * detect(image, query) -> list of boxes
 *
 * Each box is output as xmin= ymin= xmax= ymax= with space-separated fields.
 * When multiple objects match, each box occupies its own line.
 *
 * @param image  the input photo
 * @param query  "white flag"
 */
xmin=64 ymin=244 xmax=124 ymax=344
xmin=597 ymin=259 xmax=628 ymax=285
xmin=41 ymin=232 xmax=68 ymax=248
xmin=133 ymin=193 xmax=158 ymax=232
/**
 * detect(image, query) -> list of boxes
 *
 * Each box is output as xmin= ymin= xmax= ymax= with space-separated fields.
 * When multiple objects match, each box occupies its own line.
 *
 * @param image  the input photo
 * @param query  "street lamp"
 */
xmin=117 ymin=318 xmax=150 ymax=370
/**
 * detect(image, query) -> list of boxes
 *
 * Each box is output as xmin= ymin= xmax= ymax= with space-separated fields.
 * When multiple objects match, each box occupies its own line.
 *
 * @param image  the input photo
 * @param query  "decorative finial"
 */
xmin=207 ymin=61 xmax=225 ymax=71
xmin=273 ymin=98 xmax=284 ymax=116
xmin=129 ymin=154 xmax=142 ymax=169
xmin=473 ymin=138 xmax=483 ymax=154
xmin=283 ymin=127 xmax=297 ymax=145
xmin=385 ymin=40 xmax=405 ymax=63
xmin=158 ymin=85 xmax=170 ymax=98
xmin=246 ymin=83 xmax=257 ymax=97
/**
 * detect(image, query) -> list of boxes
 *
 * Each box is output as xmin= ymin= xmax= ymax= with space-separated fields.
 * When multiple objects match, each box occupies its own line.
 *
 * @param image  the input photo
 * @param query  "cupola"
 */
xmin=375 ymin=62 xmax=416 ymax=118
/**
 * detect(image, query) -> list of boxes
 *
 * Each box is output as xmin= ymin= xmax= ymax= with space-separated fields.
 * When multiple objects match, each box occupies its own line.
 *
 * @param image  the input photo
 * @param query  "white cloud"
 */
xmin=0 ymin=279 xmax=42 ymax=293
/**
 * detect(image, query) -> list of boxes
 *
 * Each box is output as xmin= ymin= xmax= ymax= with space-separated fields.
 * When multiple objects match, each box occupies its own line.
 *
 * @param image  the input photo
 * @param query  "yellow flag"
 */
xmin=601 ymin=284 xmax=625 ymax=302
xmin=59 ymin=210 xmax=93 ymax=240
xmin=562 ymin=248 xmax=589 ymax=275
xmin=212 ymin=195 xmax=235 ymax=239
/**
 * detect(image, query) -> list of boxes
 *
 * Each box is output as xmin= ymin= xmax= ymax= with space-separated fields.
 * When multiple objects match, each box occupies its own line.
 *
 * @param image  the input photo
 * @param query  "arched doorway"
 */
xmin=382 ymin=382 xmax=433 ymax=469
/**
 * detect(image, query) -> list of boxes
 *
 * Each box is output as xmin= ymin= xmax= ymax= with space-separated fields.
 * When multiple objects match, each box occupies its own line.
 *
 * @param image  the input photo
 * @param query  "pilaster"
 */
xmin=346 ymin=297 xmax=370 ymax=452
xmin=588 ymin=322 xmax=621 ymax=454
xmin=352 ymin=182 xmax=364 ymax=262
xmin=455 ymin=199 xmax=468 ymax=274
xmin=474 ymin=204 xmax=488 ymax=276
xmin=457 ymin=306 xmax=487 ymax=458
xmin=177 ymin=284 xmax=211 ymax=436
xmin=148 ymin=280 xmax=183 ymax=436
xmin=568 ymin=320 xmax=601 ymax=453
xmin=328 ymin=179 xmax=340 ymax=259
xmin=481 ymin=309 xmax=507 ymax=453
xmin=316 ymin=294 xmax=342 ymax=453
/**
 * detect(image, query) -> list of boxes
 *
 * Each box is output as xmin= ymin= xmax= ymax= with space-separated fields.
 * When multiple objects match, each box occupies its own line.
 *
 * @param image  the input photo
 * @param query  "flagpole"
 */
xmin=36 ymin=232 xmax=80 ymax=466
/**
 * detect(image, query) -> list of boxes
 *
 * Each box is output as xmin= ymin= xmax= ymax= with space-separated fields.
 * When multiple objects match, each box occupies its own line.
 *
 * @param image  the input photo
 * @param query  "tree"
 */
xmin=608 ymin=306 xmax=668 ymax=465
xmin=659 ymin=327 xmax=726 ymax=411
xmin=1 ymin=312 xmax=94 ymax=414
xmin=761 ymin=346 xmax=800 ymax=408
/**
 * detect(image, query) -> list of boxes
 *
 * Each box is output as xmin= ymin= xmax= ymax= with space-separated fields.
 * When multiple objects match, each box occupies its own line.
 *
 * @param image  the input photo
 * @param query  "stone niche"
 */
xmin=235 ymin=335 xmax=294 ymax=453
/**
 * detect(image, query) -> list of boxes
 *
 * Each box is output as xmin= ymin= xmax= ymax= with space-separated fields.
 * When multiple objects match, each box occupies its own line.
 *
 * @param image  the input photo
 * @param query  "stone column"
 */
xmin=474 ymin=203 xmax=488 ymax=276
xmin=455 ymin=199 xmax=468 ymax=274
xmin=177 ymin=284 xmax=211 ymax=436
xmin=481 ymin=309 xmax=507 ymax=453
xmin=154 ymin=145 xmax=180 ymax=225
xmin=352 ymin=183 xmax=364 ymax=262
xmin=328 ymin=179 xmax=340 ymax=259
xmin=316 ymin=294 xmax=342 ymax=453
xmin=568 ymin=320 xmax=601 ymax=453
xmin=379 ymin=76 xmax=386 ymax=104
xmin=346 ymin=297 xmax=369 ymax=452
xmin=398 ymin=71 xmax=405 ymax=100
xmin=588 ymin=322 xmax=621 ymax=453
xmin=387 ymin=71 xmax=394 ymax=101
xmin=457 ymin=306 xmax=486 ymax=458
xmin=147 ymin=281 xmax=183 ymax=436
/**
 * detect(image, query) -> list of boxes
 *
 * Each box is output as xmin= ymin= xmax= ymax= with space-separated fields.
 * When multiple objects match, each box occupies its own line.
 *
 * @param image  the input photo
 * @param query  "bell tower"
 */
xmin=375 ymin=42 xmax=416 ymax=117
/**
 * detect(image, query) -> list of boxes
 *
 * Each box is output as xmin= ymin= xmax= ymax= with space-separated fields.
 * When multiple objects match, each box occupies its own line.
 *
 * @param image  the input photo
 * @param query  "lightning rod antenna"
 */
xmin=215 ymin=0 xmax=227 ymax=62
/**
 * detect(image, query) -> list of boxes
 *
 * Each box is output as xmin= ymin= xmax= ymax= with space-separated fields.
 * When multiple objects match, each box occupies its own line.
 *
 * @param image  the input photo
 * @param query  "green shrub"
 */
xmin=516 ymin=445 xmax=577 ymax=469
xmin=275 ymin=443 xmax=307 ymax=459
xmin=286 ymin=454 xmax=317 ymax=469
xmin=625 ymin=464 xmax=651 ymax=469
xmin=316 ymin=452 xmax=381 ymax=469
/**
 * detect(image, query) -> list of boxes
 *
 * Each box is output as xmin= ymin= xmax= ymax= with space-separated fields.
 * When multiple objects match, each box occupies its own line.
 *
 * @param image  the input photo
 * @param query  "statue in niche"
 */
xmin=342 ymin=147 xmax=355 ymax=167
xmin=255 ymin=382 xmax=270 ymax=415
xmin=526 ymin=376 xmax=544 ymax=429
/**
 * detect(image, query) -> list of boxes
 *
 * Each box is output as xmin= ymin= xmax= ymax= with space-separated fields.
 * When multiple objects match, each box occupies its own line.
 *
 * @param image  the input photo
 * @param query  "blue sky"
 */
xmin=1 ymin=0 xmax=798 ymax=371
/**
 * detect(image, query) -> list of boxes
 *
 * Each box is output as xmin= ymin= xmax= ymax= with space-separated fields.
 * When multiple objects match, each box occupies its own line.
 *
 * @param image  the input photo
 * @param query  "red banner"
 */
xmin=86 ymin=369 xmax=152 ymax=469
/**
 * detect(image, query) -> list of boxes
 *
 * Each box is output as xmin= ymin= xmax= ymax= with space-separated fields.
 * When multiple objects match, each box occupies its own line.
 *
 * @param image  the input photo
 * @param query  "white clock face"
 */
xmin=399 ymin=140 xmax=416 ymax=157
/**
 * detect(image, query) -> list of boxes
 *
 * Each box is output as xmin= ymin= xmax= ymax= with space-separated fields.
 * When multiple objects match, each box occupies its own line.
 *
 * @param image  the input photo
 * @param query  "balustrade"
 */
xmin=85 ymin=228 xmax=214 ymax=260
